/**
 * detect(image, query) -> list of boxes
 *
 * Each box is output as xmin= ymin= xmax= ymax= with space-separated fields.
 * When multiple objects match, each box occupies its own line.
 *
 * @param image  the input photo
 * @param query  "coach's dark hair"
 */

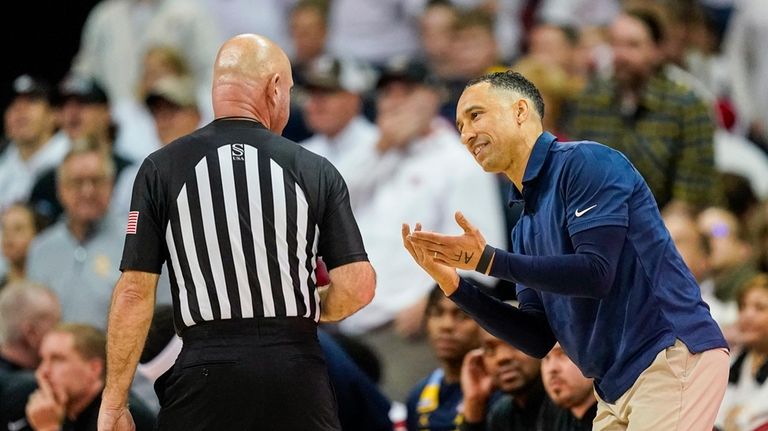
xmin=467 ymin=71 xmax=545 ymax=119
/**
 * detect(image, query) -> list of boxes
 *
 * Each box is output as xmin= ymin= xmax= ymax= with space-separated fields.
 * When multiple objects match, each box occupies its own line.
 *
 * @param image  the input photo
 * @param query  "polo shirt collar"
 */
xmin=508 ymin=131 xmax=557 ymax=206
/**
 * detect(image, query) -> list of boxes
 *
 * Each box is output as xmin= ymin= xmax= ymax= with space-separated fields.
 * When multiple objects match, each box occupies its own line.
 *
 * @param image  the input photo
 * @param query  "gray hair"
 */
xmin=0 ymin=281 xmax=59 ymax=344
xmin=56 ymin=137 xmax=116 ymax=184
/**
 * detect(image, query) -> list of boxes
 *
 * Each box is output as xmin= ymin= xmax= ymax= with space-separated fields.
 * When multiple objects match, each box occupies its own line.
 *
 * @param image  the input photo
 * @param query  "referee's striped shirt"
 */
xmin=120 ymin=119 xmax=368 ymax=332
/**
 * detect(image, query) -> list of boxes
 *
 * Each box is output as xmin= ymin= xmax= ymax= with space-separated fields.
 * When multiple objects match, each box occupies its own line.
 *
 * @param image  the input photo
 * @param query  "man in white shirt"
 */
xmin=336 ymin=59 xmax=506 ymax=401
xmin=0 ymin=75 xmax=68 ymax=214
xmin=299 ymin=56 xmax=377 ymax=176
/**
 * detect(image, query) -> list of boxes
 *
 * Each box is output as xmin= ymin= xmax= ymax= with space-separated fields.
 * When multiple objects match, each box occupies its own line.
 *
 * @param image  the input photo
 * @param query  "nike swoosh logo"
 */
xmin=575 ymin=204 xmax=597 ymax=217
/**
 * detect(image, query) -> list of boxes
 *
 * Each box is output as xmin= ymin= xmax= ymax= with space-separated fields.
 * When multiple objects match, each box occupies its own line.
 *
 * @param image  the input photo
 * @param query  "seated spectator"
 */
xmin=144 ymin=76 xmax=202 ymax=146
xmin=567 ymin=5 xmax=719 ymax=211
xmin=299 ymin=56 xmax=377 ymax=175
xmin=337 ymin=59 xmax=505 ymax=401
xmin=526 ymin=22 xmax=587 ymax=81
xmin=460 ymin=324 xmax=546 ymax=431
xmin=111 ymin=45 xmax=190 ymax=162
xmin=28 ymin=74 xmax=133 ymax=228
xmin=716 ymin=274 xmax=768 ymax=431
xmin=406 ymin=286 xmax=481 ymax=430
xmin=537 ymin=343 xmax=597 ymax=431
xmin=0 ymin=205 xmax=38 ymax=287
xmin=0 ymin=282 xmax=60 ymax=372
xmin=698 ymin=207 xmax=759 ymax=303
xmin=26 ymin=142 xmax=129 ymax=329
xmin=1 ymin=324 xmax=155 ymax=430
xmin=663 ymin=211 xmax=739 ymax=342
xmin=111 ymin=75 xmax=202 ymax=219
xmin=441 ymin=9 xmax=508 ymax=122
xmin=289 ymin=0 xmax=330 ymax=88
xmin=0 ymin=75 xmax=68 ymax=214
xmin=418 ymin=1 xmax=459 ymax=80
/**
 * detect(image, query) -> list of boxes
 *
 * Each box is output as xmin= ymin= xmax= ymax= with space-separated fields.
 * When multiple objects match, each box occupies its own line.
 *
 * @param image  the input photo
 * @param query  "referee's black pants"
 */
xmin=155 ymin=317 xmax=341 ymax=431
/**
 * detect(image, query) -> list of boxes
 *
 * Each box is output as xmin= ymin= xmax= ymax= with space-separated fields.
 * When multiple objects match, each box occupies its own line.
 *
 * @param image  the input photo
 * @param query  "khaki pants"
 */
xmin=593 ymin=339 xmax=729 ymax=431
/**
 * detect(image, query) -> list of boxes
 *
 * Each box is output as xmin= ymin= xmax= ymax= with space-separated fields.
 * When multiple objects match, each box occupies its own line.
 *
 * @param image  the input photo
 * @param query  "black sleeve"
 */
xmin=450 ymin=279 xmax=556 ymax=358
xmin=487 ymin=225 xmax=627 ymax=298
xmin=459 ymin=420 xmax=487 ymax=431
xmin=120 ymin=158 xmax=168 ymax=274
xmin=315 ymin=160 xmax=368 ymax=270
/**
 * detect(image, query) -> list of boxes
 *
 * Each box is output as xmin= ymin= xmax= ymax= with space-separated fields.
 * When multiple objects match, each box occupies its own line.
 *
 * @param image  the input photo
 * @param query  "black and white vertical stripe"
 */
xmin=165 ymin=144 xmax=320 ymax=329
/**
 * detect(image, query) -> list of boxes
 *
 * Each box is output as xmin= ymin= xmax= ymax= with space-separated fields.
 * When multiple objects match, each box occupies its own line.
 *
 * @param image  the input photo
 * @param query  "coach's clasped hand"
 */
xmin=407 ymin=211 xmax=489 ymax=272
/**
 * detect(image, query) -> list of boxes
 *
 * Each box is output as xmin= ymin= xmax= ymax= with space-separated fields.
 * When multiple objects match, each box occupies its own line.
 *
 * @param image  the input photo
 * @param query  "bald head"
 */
xmin=212 ymin=34 xmax=293 ymax=133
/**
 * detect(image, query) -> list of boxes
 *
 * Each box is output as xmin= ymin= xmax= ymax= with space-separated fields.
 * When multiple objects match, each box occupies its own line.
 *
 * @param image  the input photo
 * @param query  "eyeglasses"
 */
xmin=61 ymin=175 xmax=111 ymax=189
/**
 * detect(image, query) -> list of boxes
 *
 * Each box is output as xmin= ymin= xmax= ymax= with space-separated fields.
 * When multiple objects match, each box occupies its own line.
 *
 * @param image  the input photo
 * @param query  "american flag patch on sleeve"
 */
xmin=126 ymin=211 xmax=139 ymax=234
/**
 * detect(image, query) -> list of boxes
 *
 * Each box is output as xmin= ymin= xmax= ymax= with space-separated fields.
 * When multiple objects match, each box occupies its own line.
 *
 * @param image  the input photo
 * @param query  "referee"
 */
xmin=97 ymin=34 xmax=376 ymax=431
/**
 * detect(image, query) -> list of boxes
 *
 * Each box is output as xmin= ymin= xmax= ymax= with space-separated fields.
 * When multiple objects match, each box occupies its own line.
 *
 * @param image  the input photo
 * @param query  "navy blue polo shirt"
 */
xmin=462 ymin=132 xmax=727 ymax=402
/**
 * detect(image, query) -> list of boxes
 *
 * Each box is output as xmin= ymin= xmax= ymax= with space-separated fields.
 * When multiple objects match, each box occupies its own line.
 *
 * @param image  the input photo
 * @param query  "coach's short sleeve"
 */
xmin=120 ymin=157 xmax=168 ymax=273
xmin=561 ymin=144 xmax=633 ymax=236
xmin=316 ymin=160 xmax=368 ymax=270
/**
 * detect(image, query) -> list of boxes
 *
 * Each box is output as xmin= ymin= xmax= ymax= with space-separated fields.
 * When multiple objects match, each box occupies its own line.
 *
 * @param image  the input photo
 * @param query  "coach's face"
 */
xmin=456 ymin=82 xmax=519 ymax=174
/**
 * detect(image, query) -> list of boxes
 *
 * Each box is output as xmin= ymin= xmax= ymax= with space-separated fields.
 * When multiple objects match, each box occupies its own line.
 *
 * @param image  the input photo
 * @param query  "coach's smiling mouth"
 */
xmin=473 ymin=143 xmax=488 ymax=157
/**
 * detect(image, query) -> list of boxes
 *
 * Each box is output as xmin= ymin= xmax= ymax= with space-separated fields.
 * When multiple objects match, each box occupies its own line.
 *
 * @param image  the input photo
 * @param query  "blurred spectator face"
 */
xmin=377 ymin=81 xmax=439 ymax=123
xmin=698 ymin=208 xmax=751 ymax=273
xmin=664 ymin=213 xmax=710 ymax=282
xmin=737 ymin=278 xmax=768 ymax=352
xmin=420 ymin=4 xmax=457 ymax=64
xmin=480 ymin=330 xmax=541 ymax=394
xmin=304 ymin=89 xmax=360 ymax=138
xmin=610 ymin=13 xmax=662 ymax=88
xmin=149 ymin=99 xmax=201 ymax=145
xmin=541 ymin=343 xmax=594 ymax=410
xmin=60 ymin=99 xmax=110 ymax=141
xmin=451 ymin=25 xmax=498 ymax=79
xmin=140 ymin=47 xmax=189 ymax=99
xmin=1 ymin=205 xmax=37 ymax=268
xmin=4 ymin=96 xmax=56 ymax=147
xmin=290 ymin=5 xmax=326 ymax=64
xmin=37 ymin=331 xmax=103 ymax=405
xmin=425 ymin=295 xmax=480 ymax=364
xmin=528 ymin=24 xmax=575 ymax=71
xmin=58 ymin=152 xmax=113 ymax=225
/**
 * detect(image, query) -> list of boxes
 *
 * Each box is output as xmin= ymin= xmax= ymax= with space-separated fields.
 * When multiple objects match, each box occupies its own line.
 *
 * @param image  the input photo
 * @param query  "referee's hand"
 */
xmin=97 ymin=405 xmax=135 ymax=431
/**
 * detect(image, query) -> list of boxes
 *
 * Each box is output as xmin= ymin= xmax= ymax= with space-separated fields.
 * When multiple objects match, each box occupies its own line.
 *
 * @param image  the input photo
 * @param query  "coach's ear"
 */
xmin=515 ymin=98 xmax=530 ymax=125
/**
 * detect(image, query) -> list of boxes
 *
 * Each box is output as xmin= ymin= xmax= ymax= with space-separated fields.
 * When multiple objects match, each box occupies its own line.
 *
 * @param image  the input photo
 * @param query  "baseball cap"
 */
xmin=375 ymin=58 xmax=444 ymax=90
xmin=145 ymin=76 xmax=197 ymax=109
xmin=303 ymin=56 xmax=374 ymax=94
xmin=11 ymin=74 xmax=53 ymax=102
xmin=58 ymin=74 xmax=109 ymax=105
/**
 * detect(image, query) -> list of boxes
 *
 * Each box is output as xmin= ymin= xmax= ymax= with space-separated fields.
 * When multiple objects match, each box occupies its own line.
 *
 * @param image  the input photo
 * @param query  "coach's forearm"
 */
xmin=451 ymin=278 xmax=556 ymax=358
xmin=102 ymin=272 xmax=157 ymax=409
